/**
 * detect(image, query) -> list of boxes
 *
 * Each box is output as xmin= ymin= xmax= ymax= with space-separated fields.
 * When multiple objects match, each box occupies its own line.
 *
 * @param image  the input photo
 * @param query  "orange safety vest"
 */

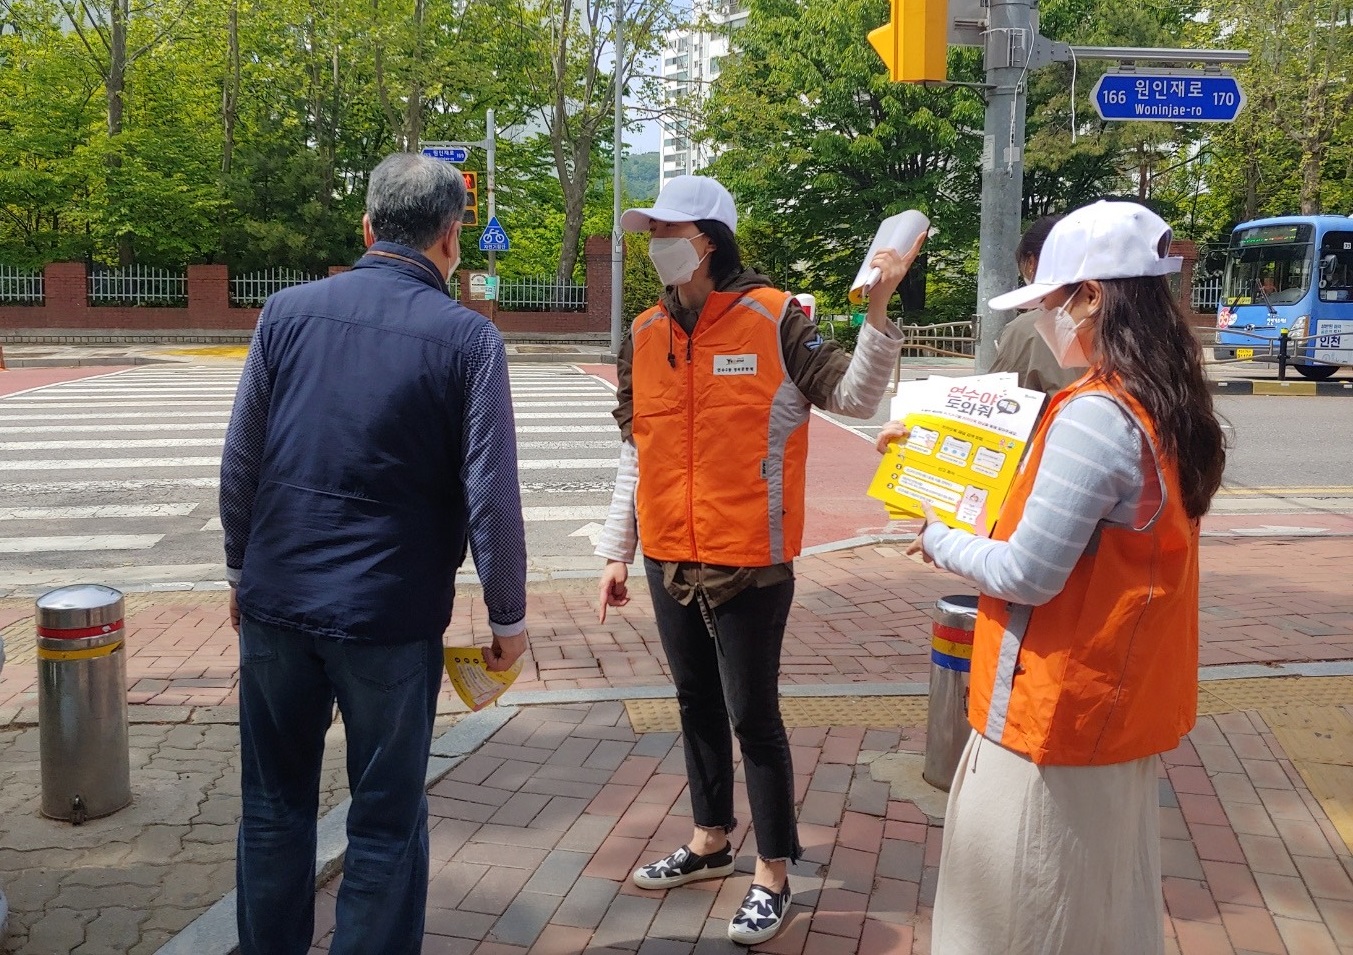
xmin=630 ymin=287 xmax=809 ymax=566
xmin=968 ymin=378 xmax=1200 ymax=765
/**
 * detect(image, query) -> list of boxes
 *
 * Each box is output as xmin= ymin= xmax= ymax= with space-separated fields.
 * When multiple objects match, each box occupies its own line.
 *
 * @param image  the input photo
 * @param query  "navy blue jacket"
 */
xmin=220 ymin=243 xmax=527 ymax=644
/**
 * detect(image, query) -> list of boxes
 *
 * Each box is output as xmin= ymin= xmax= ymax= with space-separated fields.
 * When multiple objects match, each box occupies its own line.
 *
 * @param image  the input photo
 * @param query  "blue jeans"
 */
xmin=236 ymin=616 xmax=442 ymax=955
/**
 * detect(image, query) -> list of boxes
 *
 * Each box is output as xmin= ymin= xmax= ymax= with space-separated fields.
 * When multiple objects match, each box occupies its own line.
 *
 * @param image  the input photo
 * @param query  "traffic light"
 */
xmin=869 ymin=0 xmax=948 ymax=84
xmin=462 ymin=171 xmax=479 ymax=227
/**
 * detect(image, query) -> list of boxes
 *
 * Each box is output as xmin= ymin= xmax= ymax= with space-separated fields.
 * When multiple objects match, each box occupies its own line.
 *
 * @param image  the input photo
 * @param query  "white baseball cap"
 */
xmin=620 ymin=175 xmax=738 ymax=233
xmin=989 ymin=200 xmax=1183 ymax=311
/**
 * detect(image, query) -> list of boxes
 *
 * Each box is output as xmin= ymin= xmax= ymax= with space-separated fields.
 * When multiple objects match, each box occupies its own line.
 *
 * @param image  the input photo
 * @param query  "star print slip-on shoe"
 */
xmin=727 ymin=880 xmax=792 ymax=945
xmin=631 ymin=843 xmax=735 ymax=890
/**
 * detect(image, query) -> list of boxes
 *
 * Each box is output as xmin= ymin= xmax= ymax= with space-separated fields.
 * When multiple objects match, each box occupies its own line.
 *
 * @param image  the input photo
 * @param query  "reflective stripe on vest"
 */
xmin=631 ymin=287 xmax=810 ymax=566
xmin=969 ymin=379 xmax=1200 ymax=766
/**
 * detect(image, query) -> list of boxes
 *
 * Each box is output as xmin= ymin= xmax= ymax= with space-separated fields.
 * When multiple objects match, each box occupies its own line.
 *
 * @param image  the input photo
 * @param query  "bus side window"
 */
xmin=1319 ymin=233 xmax=1353 ymax=302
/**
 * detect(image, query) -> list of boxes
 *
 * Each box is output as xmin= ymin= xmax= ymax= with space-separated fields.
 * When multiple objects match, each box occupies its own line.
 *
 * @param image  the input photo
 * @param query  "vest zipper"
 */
xmin=685 ymin=328 xmax=697 ymax=560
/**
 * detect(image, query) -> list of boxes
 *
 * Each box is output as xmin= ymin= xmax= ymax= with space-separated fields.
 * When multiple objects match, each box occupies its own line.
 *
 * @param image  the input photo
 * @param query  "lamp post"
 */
xmin=610 ymin=0 xmax=625 ymax=356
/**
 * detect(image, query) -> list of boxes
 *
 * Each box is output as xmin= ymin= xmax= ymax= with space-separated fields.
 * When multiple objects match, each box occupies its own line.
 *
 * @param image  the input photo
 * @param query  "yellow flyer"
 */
xmin=868 ymin=376 xmax=1046 ymax=535
xmin=444 ymin=647 xmax=523 ymax=712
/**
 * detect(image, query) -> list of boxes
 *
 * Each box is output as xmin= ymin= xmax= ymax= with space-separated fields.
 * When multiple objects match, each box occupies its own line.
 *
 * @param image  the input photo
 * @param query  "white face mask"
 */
xmin=648 ymin=236 xmax=709 ymax=287
xmin=1031 ymin=287 xmax=1092 ymax=368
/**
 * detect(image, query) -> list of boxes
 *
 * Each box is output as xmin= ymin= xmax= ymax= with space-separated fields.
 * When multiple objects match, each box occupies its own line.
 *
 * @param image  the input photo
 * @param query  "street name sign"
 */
xmin=1091 ymin=71 xmax=1245 ymax=122
xmin=422 ymin=145 xmax=470 ymax=163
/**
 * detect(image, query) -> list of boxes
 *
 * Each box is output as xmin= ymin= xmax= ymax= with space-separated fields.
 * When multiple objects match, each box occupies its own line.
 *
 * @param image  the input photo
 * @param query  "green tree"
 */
xmin=699 ymin=0 xmax=986 ymax=321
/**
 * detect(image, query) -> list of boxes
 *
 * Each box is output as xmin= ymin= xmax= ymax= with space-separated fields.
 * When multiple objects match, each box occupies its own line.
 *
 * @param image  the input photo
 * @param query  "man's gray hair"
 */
xmin=366 ymin=153 xmax=468 ymax=251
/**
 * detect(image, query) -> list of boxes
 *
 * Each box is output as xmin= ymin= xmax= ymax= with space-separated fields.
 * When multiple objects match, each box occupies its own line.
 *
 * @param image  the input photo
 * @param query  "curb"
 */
xmin=1210 ymin=378 xmax=1353 ymax=396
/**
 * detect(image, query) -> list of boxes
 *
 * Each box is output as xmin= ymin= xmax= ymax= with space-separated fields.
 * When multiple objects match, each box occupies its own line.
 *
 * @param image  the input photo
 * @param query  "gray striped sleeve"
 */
xmin=922 ymin=394 xmax=1159 ymax=605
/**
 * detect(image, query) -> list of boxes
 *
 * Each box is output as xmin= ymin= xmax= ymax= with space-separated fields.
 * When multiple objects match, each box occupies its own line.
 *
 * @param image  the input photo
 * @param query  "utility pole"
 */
xmin=973 ymin=0 xmax=1032 ymax=374
xmin=610 ymin=0 xmax=625 ymax=357
xmin=486 ymin=108 xmax=497 ymax=320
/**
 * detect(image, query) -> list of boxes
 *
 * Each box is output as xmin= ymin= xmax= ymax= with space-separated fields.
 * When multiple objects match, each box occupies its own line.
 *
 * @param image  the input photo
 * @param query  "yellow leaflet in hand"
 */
xmin=868 ymin=411 xmax=1031 ymax=536
xmin=444 ymin=647 xmax=523 ymax=712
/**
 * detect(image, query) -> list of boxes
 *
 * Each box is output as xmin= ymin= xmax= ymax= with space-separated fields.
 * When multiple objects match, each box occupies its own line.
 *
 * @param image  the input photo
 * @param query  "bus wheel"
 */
xmin=1294 ymin=363 xmax=1339 ymax=381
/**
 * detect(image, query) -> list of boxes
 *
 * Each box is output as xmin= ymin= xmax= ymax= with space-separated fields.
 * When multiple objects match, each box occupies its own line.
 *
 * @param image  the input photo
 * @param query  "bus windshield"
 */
xmin=1223 ymin=224 xmax=1314 ymax=306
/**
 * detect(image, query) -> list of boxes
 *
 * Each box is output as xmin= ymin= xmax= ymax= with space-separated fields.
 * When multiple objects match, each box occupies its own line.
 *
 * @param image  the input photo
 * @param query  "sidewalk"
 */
xmin=1 ymin=536 xmax=1351 ymax=955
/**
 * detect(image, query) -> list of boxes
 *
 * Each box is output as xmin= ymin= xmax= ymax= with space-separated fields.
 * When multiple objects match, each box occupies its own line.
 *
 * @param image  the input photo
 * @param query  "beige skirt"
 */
xmin=931 ymin=730 xmax=1165 ymax=955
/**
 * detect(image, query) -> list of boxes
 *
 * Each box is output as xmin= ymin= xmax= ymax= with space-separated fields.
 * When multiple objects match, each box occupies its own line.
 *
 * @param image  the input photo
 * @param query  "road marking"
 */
xmin=517 ymin=458 xmax=617 ymax=471
xmin=512 ymin=401 xmax=615 ymax=409
xmin=516 ymin=425 xmax=615 ymax=433
xmin=1216 ymin=486 xmax=1353 ymax=497
xmin=513 ymin=412 xmax=620 ymax=420
xmin=0 ymin=457 xmax=221 ymax=471
xmin=522 ymin=506 xmax=609 ymax=522
xmin=201 ymin=517 xmax=223 ymax=531
xmin=0 ymin=412 xmax=230 ymax=422
xmin=0 ymin=504 xmax=198 ymax=520
xmin=0 ymin=478 xmax=220 ymax=494
xmin=516 ymin=441 xmax=615 ymax=451
xmin=0 ymin=423 xmax=228 ymax=435
xmin=0 ymin=534 xmax=164 ymax=554
xmin=0 ymin=401 xmax=232 ymax=409
xmin=0 ymin=438 xmax=223 ymax=451
xmin=569 ymin=522 xmax=604 ymax=546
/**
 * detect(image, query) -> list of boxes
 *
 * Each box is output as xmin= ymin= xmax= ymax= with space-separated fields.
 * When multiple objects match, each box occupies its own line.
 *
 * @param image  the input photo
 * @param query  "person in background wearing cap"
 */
xmin=592 ymin=175 xmax=925 ymax=946
xmin=988 ymin=213 xmax=1089 ymax=395
xmin=906 ymin=201 xmax=1227 ymax=955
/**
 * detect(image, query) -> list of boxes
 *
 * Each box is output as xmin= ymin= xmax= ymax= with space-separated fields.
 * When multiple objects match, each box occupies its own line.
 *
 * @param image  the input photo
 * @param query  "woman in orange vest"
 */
xmin=593 ymin=175 xmax=924 ymax=945
xmin=895 ymin=201 xmax=1227 ymax=954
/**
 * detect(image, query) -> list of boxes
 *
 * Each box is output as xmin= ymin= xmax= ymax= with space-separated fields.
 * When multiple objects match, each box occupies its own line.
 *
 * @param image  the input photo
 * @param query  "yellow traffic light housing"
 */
xmin=869 ymin=0 xmax=948 ymax=83
xmin=462 ymin=171 xmax=479 ymax=227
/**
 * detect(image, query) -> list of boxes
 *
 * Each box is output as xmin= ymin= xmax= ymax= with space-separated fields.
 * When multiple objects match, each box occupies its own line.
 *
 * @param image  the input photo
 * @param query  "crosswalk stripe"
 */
xmin=0 ymin=438 xmax=223 ymax=451
xmin=0 ymin=534 xmax=164 ymax=554
xmin=0 ymin=412 xmax=231 ymax=422
xmin=516 ymin=440 xmax=614 ymax=451
xmin=0 ymin=504 xmax=199 ymax=520
xmin=517 ymin=458 xmax=616 ymax=470
xmin=0 ymin=401 xmax=232 ymax=409
xmin=516 ymin=425 xmax=615 ymax=434
xmin=521 ymin=506 xmax=609 ymax=521
xmin=0 ymin=457 xmax=222 ymax=471
xmin=0 ymin=478 xmax=221 ymax=493
xmin=0 ymin=423 xmax=228 ymax=435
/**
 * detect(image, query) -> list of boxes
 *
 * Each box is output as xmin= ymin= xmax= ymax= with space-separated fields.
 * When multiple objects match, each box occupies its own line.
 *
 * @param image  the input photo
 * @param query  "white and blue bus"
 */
xmin=1214 ymin=215 xmax=1353 ymax=380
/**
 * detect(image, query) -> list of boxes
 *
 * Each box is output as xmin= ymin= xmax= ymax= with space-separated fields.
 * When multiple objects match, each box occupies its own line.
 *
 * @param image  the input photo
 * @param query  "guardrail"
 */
xmin=1211 ymin=327 xmax=1347 ymax=380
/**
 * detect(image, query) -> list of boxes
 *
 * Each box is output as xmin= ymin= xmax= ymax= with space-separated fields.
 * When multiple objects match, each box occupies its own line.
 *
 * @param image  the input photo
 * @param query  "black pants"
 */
xmin=645 ymin=559 xmax=802 ymax=863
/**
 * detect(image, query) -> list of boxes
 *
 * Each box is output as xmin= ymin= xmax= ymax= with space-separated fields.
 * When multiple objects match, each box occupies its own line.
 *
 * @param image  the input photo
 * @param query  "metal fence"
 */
xmin=900 ymin=319 xmax=976 ymax=358
xmin=1192 ymin=272 xmax=1224 ymax=313
xmin=229 ymin=268 xmax=325 ymax=307
xmin=0 ymin=265 xmax=43 ymax=304
xmin=495 ymin=277 xmax=586 ymax=312
xmin=88 ymin=265 xmax=188 ymax=306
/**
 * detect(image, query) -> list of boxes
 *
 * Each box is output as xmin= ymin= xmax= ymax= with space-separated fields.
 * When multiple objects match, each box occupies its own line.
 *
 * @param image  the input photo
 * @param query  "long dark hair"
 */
xmin=695 ymin=219 xmax=744 ymax=285
xmin=1090 ymin=276 xmax=1226 ymax=519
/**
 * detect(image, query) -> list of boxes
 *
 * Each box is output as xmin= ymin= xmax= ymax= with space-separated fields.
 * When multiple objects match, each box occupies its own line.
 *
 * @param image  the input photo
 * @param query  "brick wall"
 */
xmin=0 ymin=236 xmax=617 ymax=342
xmin=456 ymin=235 xmax=613 ymax=335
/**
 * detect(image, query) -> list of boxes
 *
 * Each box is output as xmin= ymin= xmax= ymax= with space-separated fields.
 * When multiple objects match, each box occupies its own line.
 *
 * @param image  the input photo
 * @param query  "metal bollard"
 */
xmin=37 ymin=584 xmax=131 ymax=823
xmin=923 ymin=594 xmax=977 ymax=792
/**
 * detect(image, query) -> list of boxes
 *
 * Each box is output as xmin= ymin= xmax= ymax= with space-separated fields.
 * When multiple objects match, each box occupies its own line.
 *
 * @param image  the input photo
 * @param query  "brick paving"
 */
xmin=0 ymin=536 xmax=1350 ymax=953
xmin=306 ymin=703 xmax=1353 ymax=955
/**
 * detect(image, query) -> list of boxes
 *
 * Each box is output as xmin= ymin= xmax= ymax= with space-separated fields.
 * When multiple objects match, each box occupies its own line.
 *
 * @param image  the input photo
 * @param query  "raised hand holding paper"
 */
xmin=849 ymin=210 xmax=930 ymax=305
xmin=444 ymin=647 xmax=523 ymax=712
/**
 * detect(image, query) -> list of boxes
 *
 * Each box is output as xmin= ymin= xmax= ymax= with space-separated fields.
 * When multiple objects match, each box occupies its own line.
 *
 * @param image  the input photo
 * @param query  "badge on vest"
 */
xmin=713 ymin=353 xmax=758 ymax=376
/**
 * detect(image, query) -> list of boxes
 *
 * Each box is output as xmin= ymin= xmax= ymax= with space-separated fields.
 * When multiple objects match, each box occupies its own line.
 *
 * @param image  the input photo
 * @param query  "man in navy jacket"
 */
xmin=221 ymin=152 xmax=528 ymax=955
